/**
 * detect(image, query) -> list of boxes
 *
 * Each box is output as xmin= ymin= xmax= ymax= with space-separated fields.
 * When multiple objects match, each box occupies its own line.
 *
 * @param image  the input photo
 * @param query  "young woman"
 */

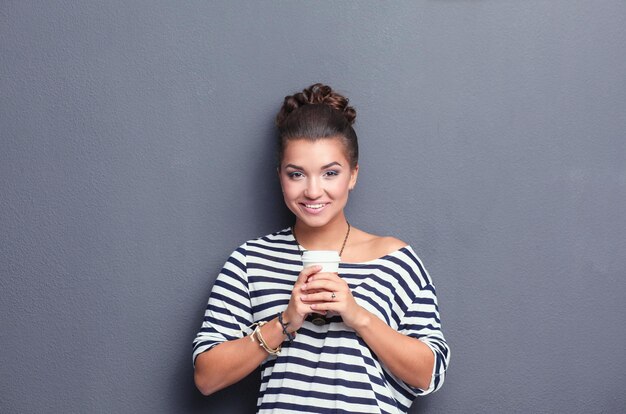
xmin=193 ymin=84 xmax=450 ymax=413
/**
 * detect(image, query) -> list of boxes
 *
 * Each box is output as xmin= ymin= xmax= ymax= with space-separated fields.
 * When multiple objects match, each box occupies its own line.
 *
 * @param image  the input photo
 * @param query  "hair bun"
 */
xmin=276 ymin=83 xmax=356 ymax=128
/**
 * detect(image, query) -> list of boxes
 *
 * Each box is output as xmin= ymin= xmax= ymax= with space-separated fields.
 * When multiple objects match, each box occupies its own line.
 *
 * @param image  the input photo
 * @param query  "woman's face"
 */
xmin=279 ymin=137 xmax=358 ymax=229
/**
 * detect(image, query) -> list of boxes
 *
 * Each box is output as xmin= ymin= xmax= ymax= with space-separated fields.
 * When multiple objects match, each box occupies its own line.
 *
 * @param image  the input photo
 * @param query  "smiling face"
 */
xmin=279 ymin=137 xmax=358 ymax=230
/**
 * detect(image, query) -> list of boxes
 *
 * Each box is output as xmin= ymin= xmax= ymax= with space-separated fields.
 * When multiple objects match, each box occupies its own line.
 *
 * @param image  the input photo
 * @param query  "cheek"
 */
xmin=280 ymin=179 xmax=300 ymax=199
xmin=329 ymin=178 xmax=351 ymax=197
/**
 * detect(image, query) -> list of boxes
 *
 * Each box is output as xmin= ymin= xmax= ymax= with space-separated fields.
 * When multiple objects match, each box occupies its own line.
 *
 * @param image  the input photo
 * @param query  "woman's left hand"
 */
xmin=300 ymin=272 xmax=369 ymax=329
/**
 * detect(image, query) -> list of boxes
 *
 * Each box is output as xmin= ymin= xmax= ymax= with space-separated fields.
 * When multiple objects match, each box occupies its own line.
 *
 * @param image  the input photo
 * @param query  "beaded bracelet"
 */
xmin=277 ymin=312 xmax=295 ymax=342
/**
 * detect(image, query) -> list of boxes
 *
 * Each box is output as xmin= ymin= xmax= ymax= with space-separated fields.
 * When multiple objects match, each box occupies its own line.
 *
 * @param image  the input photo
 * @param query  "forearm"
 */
xmin=354 ymin=310 xmax=435 ymax=390
xmin=194 ymin=317 xmax=286 ymax=395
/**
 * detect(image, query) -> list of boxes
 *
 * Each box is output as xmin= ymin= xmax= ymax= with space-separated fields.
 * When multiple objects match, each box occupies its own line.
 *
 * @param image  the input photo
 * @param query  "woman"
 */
xmin=193 ymin=83 xmax=450 ymax=413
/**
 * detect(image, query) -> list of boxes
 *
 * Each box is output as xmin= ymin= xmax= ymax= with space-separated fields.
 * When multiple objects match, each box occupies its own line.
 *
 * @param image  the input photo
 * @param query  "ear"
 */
xmin=349 ymin=164 xmax=359 ymax=190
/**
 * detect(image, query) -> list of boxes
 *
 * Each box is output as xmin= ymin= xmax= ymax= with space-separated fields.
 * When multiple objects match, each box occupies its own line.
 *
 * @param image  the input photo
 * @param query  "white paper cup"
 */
xmin=301 ymin=251 xmax=340 ymax=326
xmin=301 ymin=250 xmax=340 ymax=272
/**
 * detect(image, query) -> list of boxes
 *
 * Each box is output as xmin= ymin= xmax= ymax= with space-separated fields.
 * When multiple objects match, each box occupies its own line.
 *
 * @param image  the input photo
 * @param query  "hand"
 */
xmin=283 ymin=265 xmax=322 ymax=332
xmin=300 ymin=272 xmax=369 ymax=329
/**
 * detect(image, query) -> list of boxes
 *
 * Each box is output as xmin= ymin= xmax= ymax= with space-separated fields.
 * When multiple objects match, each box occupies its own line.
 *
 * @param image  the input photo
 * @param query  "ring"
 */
xmin=331 ymin=292 xmax=336 ymax=300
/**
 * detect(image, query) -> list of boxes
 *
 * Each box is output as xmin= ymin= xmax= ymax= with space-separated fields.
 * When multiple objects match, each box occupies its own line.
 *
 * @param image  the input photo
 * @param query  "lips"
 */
xmin=300 ymin=202 xmax=328 ymax=214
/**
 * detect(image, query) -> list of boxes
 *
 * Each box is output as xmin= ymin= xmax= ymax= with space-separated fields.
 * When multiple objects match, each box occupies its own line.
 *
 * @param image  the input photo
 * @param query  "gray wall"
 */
xmin=2 ymin=1 xmax=625 ymax=413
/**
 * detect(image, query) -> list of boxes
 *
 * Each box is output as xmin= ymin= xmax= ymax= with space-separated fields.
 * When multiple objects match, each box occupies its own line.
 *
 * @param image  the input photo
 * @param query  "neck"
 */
xmin=293 ymin=214 xmax=350 ymax=252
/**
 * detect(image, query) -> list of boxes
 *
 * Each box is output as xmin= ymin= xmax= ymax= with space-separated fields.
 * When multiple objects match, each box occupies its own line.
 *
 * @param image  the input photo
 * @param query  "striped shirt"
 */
xmin=193 ymin=228 xmax=450 ymax=413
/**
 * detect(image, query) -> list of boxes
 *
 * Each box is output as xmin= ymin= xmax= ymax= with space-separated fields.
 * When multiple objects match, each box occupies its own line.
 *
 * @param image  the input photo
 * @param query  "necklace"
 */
xmin=292 ymin=220 xmax=351 ymax=257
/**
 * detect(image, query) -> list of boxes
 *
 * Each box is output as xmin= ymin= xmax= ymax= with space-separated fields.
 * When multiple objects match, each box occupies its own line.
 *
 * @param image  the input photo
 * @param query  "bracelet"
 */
xmin=245 ymin=322 xmax=258 ymax=342
xmin=251 ymin=321 xmax=281 ymax=356
xmin=277 ymin=312 xmax=295 ymax=342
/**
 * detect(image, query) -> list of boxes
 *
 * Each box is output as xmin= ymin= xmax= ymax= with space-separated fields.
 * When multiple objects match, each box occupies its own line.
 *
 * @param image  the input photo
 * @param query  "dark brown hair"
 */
xmin=275 ymin=83 xmax=358 ymax=169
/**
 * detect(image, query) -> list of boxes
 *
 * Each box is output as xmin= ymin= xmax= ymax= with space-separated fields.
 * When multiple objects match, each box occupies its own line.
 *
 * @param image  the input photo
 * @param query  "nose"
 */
xmin=304 ymin=177 xmax=323 ymax=199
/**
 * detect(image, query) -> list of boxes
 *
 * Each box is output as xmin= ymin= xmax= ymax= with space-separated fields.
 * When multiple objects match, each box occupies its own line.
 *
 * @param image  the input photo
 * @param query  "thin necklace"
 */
xmin=292 ymin=220 xmax=351 ymax=257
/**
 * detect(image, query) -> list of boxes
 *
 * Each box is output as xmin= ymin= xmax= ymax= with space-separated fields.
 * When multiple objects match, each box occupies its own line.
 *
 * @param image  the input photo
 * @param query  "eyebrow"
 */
xmin=284 ymin=162 xmax=343 ymax=170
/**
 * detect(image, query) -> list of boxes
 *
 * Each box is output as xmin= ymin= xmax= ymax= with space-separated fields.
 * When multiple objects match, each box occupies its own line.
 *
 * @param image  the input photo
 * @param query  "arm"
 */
xmin=303 ymin=274 xmax=448 ymax=392
xmin=194 ymin=264 xmax=321 ymax=396
xmin=352 ymin=309 xmax=435 ymax=390
xmin=194 ymin=317 xmax=285 ymax=396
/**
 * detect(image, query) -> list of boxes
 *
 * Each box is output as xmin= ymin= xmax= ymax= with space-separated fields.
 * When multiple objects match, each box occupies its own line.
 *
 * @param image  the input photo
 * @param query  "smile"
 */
xmin=300 ymin=203 xmax=328 ymax=214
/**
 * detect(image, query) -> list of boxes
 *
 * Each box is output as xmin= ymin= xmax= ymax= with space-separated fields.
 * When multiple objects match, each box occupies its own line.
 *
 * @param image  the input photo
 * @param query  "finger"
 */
xmin=304 ymin=279 xmax=343 ymax=293
xmin=307 ymin=272 xmax=341 ymax=283
xmin=293 ymin=299 xmax=319 ymax=316
xmin=310 ymin=302 xmax=338 ymax=312
xmin=297 ymin=303 xmax=319 ymax=317
xmin=297 ymin=265 xmax=322 ymax=284
xmin=301 ymin=291 xmax=338 ymax=303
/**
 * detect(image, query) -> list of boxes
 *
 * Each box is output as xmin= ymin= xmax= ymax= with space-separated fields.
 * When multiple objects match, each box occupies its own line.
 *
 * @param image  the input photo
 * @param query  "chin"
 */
xmin=294 ymin=216 xmax=329 ymax=229
xmin=294 ymin=212 xmax=343 ymax=230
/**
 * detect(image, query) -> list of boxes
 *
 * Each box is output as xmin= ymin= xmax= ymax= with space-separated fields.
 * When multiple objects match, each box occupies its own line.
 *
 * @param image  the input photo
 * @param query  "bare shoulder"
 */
xmin=344 ymin=227 xmax=408 ymax=262
xmin=375 ymin=236 xmax=408 ymax=253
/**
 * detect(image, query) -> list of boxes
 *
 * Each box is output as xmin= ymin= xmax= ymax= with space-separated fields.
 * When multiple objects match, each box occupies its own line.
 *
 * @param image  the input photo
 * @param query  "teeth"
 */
xmin=305 ymin=204 xmax=325 ymax=209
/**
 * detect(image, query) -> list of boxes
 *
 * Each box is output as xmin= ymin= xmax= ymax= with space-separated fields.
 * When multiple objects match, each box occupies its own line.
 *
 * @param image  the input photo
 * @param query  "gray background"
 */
xmin=2 ymin=1 xmax=625 ymax=413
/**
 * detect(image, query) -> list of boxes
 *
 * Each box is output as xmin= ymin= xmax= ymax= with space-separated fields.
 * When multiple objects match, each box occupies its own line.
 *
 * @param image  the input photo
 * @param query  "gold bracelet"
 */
xmin=252 ymin=321 xmax=281 ymax=356
xmin=244 ymin=322 xmax=258 ymax=342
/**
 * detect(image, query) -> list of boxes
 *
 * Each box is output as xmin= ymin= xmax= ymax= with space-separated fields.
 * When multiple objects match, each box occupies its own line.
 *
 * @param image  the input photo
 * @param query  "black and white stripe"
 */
xmin=193 ymin=228 xmax=450 ymax=413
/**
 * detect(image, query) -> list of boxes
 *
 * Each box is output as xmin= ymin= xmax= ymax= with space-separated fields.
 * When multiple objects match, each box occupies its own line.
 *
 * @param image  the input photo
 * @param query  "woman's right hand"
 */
xmin=283 ymin=265 xmax=322 ymax=331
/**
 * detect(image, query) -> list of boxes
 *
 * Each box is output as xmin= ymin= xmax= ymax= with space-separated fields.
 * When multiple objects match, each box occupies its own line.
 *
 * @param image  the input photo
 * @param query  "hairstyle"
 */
xmin=275 ymin=83 xmax=358 ymax=169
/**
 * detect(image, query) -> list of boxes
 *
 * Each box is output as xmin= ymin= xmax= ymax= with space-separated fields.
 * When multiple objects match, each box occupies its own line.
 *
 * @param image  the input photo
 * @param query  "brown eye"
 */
xmin=288 ymin=172 xmax=304 ymax=179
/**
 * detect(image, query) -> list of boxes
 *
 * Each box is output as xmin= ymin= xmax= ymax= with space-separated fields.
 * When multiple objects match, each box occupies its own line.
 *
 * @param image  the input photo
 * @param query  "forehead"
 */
xmin=282 ymin=138 xmax=349 ymax=167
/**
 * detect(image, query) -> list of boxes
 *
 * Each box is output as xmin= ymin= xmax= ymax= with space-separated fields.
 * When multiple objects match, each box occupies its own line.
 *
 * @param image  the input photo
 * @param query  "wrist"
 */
xmin=278 ymin=312 xmax=297 ymax=340
xmin=352 ymin=307 xmax=373 ymax=332
xmin=257 ymin=318 xmax=285 ymax=350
